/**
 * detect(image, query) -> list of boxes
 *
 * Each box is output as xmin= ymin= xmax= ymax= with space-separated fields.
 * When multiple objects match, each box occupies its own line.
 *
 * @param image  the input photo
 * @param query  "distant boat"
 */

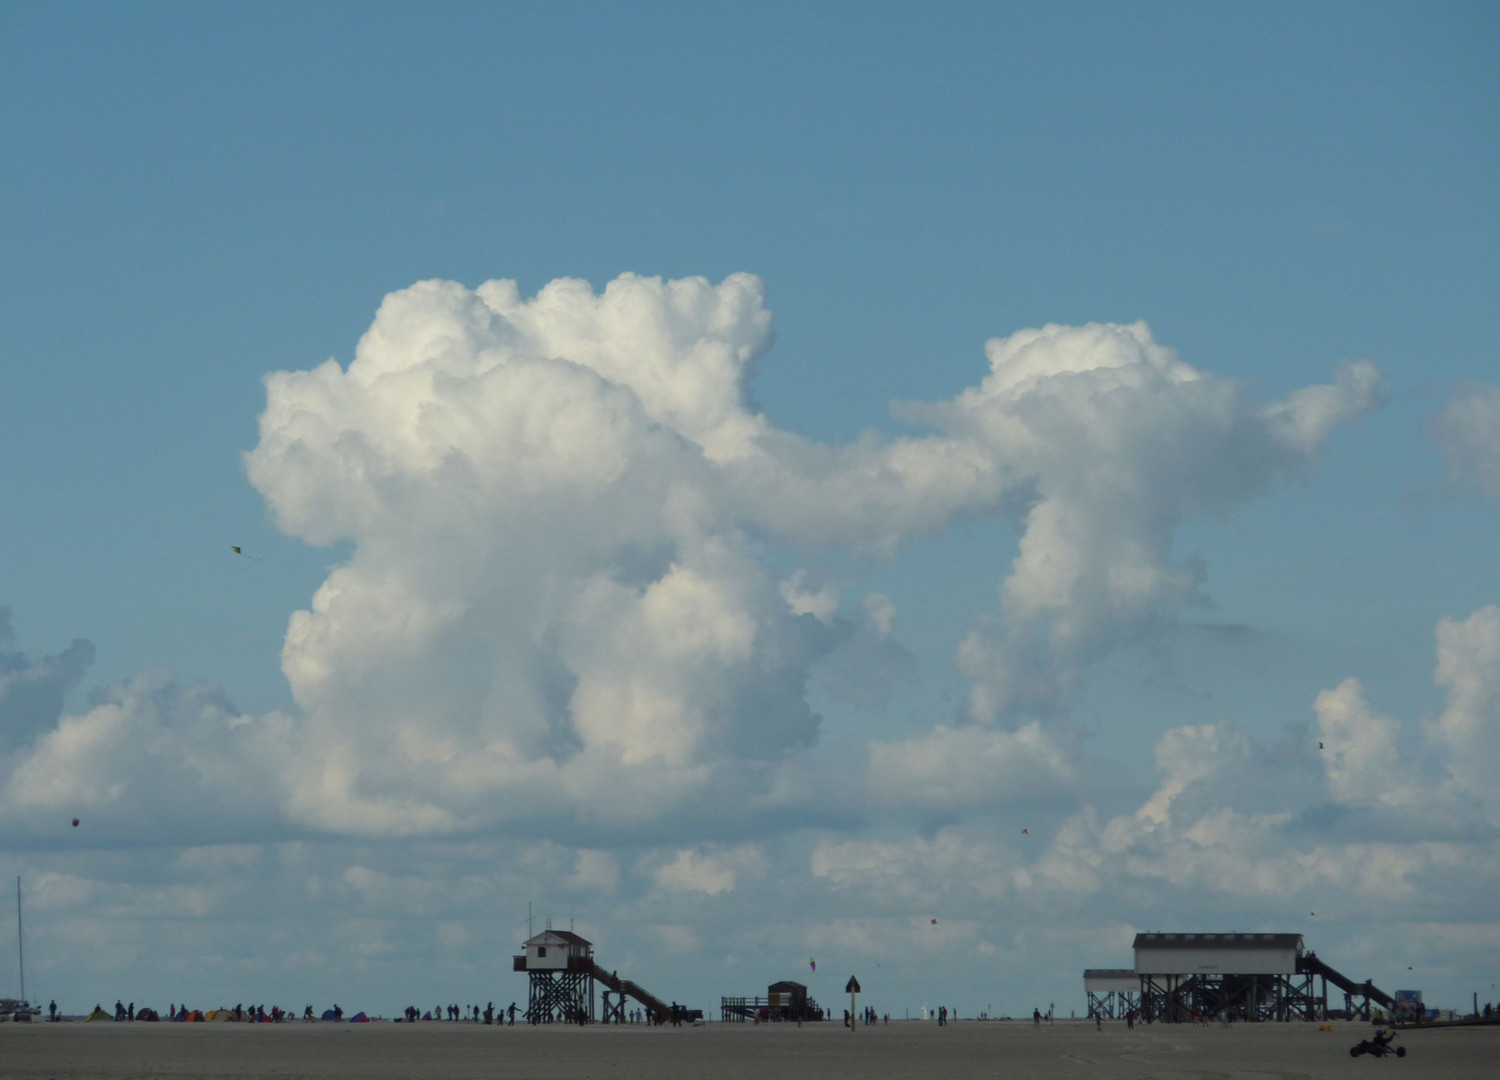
xmin=4 ymin=877 xmax=41 ymax=1022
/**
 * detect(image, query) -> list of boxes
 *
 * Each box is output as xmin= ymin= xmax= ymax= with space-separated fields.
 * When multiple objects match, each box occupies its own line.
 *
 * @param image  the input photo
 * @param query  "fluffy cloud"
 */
xmin=244 ymin=273 xmax=1004 ymax=835
xmin=245 ymin=275 xmax=857 ymax=837
xmin=903 ymin=322 xmax=1384 ymax=722
xmin=0 ymin=667 xmax=294 ymax=844
xmin=867 ymin=723 xmax=1075 ymax=814
xmin=1430 ymin=605 xmax=1500 ymax=820
xmin=0 ymin=273 xmax=1389 ymax=859
xmin=1314 ymin=678 xmax=1421 ymax=810
xmin=649 ymin=844 xmax=767 ymax=896
xmin=232 ymin=275 xmax=1385 ymax=838
xmin=0 ymin=607 xmax=94 ymax=744
xmin=1430 ymin=384 xmax=1500 ymax=497
xmin=1020 ymin=609 xmax=1500 ymax=926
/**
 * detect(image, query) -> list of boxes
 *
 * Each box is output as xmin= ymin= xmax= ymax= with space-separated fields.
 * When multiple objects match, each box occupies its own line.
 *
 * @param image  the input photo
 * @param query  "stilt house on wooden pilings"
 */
xmin=514 ymin=929 xmax=596 ymax=1023
xmin=513 ymin=928 xmax=676 ymax=1024
xmin=1083 ymin=932 xmax=1394 ymax=1023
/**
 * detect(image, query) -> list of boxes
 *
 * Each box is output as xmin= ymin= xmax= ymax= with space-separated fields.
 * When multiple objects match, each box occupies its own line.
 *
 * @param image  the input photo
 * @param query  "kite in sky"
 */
xmin=230 ymin=546 xmax=262 ymax=561
xmin=1021 ymin=828 xmax=1029 ymax=835
xmin=809 ymin=957 xmax=816 ymax=972
xmin=931 ymin=918 xmax=938 ymax=925
xmin=71 ymin=818 xmax=79 ymax=827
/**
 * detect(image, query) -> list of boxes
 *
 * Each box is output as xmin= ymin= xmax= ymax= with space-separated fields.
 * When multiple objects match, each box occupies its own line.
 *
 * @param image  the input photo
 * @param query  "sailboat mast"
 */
xmin=16 ymin=876 xmax=25 ymax=1005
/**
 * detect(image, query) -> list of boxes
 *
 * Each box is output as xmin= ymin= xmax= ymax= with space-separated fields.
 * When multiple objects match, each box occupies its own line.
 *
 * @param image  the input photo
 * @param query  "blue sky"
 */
xmin=3 ymin=2 xmax=1499 ymax=1019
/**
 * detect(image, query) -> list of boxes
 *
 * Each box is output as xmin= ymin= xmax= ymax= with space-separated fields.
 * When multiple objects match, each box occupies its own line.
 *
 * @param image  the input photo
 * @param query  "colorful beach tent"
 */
xmin=321 ymin=1009 xmax=338 ymax=1021
xmin=350 ymin=1012 xmax=369 ymax=1022
xmin=86 ymin=1007 xmax=112 ymax=1021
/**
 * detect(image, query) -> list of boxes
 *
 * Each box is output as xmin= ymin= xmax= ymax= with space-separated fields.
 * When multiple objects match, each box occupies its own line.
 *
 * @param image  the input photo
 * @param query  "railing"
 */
xmin=721 ymin=996 xmax=823 ymax=1022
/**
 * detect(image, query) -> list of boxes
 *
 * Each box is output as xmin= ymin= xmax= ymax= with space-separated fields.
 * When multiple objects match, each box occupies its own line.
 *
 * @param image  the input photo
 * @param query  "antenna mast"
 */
xmin=16 ymin=877 xmax=25 ymax=1006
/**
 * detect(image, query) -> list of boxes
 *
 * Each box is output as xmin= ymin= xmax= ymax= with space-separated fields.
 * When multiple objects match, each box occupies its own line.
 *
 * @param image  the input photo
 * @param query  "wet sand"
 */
xmin=2 ymin=1019 xmax=1495 ymax=1080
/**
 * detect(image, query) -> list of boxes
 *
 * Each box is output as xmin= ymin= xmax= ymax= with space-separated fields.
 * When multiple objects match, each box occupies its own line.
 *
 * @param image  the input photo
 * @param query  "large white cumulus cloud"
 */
xmin=236 ymin=273 xmax=1383 ymax=836
xmin=902 ymin=322 xmax=1384 ymax=721
xmin=245 ymin=275 xmax=854 ymax=836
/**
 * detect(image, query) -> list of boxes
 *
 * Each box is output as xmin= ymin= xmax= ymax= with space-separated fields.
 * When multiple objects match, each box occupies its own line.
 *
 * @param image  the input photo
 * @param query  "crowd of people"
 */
xmin=60 ymin=998 xmax=681 ymax=1025
xmin=400 ymin=1002 xmax=520 ymax=1024
xmin=64 ymin=1000 xmax=532 ymax=1024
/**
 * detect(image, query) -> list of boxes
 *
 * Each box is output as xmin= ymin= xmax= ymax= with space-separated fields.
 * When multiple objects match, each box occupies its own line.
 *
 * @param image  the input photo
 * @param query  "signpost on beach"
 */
xmin=846 ymin=976 xmax=860 ymax=1032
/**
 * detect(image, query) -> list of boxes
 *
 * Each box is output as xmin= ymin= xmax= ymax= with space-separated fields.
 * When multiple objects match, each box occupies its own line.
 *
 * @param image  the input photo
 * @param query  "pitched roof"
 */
xmin=524 ymin=929 xmax=592 ymax=947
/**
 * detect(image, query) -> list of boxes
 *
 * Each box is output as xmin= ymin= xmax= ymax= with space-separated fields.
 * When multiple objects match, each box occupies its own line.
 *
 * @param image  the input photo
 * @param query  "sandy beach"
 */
xmin=2 ymin=1019 xmax=1495 ymax=1080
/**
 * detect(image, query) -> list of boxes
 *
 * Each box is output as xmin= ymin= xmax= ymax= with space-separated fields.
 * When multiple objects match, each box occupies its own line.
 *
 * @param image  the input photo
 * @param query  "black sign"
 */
xmin=845 ymin=976 xmax=861 ymax=994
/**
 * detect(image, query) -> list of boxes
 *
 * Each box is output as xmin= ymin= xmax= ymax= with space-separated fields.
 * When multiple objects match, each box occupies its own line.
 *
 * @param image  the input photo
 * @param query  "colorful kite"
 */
xmin=809 ymin=957 xmax=816 ymax=972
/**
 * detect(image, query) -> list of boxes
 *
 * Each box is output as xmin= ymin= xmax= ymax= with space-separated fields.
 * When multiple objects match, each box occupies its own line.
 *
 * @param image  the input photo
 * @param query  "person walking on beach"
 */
xmin=508 ymin=1002 xmax=517 ymax=1025
xmin=1033 ymin=1008 xmax=1042 ymax=1029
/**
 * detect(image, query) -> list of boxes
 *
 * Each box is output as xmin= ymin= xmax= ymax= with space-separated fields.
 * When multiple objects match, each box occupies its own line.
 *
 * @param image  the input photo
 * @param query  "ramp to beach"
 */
xmin=587 ymin=960 xmax=671 ymax=1022
xmin=1297 ymin=952 xmax=1394 ymax=1013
